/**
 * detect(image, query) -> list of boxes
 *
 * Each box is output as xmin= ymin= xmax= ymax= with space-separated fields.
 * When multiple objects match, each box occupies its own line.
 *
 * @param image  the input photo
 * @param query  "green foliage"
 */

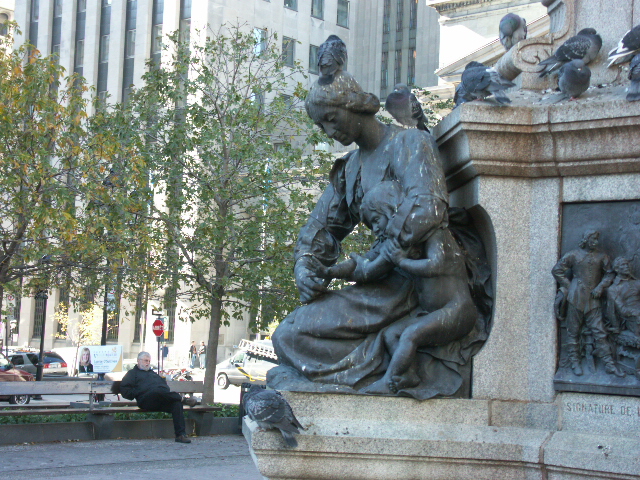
xmin=0 ymin=403 xmax=239 ymax=424
xmin=120 ymin=23 xmax=333 ymax=332
xmin=412 ymin=87 xmax=455 ymax=128
xmin=0 ymin=25 xmax=155 ymax=316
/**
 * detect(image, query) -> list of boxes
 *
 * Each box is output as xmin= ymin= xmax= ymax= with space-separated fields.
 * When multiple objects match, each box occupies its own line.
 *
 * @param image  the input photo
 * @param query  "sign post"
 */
xmin=152 ymin=317 xmax=165 ymax=371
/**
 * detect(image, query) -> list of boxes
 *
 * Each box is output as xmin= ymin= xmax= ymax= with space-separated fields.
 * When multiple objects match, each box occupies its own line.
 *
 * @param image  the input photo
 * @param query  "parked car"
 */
xmin=0 ymin=352 xmax=35 ymax=405
xmin=8 ymin=351 xmax=68 ymax=377
xmin=215 ymin=340 xmax=278 ymax=389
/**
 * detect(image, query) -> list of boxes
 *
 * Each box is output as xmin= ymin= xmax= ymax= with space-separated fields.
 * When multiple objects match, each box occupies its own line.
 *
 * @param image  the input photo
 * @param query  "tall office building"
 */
xmin=12 ymin=0 xmax=441 ymax=363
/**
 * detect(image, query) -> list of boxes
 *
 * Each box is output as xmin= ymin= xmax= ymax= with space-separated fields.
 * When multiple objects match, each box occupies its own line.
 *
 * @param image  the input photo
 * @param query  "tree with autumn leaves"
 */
xmin=0 ymin=27 xmax=153 ymax=346
xmin=118 ymin=24 xmax=335 ymax=403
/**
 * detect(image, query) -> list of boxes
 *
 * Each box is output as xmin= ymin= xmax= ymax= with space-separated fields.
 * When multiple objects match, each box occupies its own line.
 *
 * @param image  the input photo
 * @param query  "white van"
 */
xmin=215 ymin=339 xmax=277 ymax=389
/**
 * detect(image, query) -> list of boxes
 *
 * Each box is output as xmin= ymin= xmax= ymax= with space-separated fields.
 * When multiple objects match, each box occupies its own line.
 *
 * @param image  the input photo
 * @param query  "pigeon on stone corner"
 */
xmin=499 ymin=13 xmax=527 ymax=51
xmin=460 ymin=61 xmax=516 ymax=104
xmin=243 ymin=385 xmax=305 ymax=448
xmin=385 ymin=83 xmax=430 ymax=132
xmin=317 ymin=35 xmax=347 ymax=85
xmin=537 ymin=28 xmax=602 ymax=78
xmin=543 ymin=59 xmax=591 ymax=104
xmin=453 ymin=82 xmax=468 ymax=108
xmin=627 ymin=54 xmax=640 ymax=102
xmin=608 ymin=24 xmax=640 ymax=67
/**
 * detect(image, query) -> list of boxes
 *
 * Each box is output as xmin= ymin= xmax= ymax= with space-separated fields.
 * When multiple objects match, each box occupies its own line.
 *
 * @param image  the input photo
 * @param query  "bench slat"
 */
xmin=0 ymin=380 xmax=204 ymax=395
xmin=0 ymin=405 xmax=221 ymax=417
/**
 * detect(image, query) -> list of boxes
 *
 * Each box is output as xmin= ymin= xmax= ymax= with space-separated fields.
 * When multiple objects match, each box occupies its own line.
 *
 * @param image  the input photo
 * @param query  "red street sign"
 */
xmin=152 ymin=319 xmax=164 ymax=337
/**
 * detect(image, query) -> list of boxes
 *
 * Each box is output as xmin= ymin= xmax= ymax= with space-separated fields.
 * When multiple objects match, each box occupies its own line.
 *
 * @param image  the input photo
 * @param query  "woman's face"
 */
xmin=81 ymin=350 xmax=90 ymax=364
xmin=311 ymin=105 xmax=362 ymax=146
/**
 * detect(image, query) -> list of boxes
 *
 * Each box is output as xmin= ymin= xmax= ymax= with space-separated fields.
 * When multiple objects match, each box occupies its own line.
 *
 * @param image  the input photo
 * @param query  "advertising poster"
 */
xmin=77 ymin=345 xmax=123 ymax=374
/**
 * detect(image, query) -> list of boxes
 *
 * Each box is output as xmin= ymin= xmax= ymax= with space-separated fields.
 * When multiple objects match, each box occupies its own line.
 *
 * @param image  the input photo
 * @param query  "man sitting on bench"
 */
xmin=117 ymin=351 xmax=197 ymax=443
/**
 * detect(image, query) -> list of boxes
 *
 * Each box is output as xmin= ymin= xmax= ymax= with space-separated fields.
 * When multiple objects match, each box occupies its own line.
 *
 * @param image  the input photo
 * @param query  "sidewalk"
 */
xmin=0 ymin=435 xmax=264 ymax=480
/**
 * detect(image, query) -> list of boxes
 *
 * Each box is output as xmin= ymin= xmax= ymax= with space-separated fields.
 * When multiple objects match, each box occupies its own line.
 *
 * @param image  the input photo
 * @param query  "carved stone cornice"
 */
xmin=427 ymin=0 xmax=534 ymax=16
xmin=433 ymin=92 xmax=640 ymax=191
xmin=495 ymin=0 xmax=574 ymax=89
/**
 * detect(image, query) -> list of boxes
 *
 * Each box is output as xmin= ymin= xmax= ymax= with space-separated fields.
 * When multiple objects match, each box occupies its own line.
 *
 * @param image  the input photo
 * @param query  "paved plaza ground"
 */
xmin=0 ymin=434 xmax=263 ymax=480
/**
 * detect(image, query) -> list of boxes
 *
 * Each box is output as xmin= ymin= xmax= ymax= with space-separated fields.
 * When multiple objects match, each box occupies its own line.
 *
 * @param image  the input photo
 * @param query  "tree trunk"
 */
xmin=0 ymin=284 xmax=5 ymax=357
xmin=202 ymin=290 xmax=223 ymax=405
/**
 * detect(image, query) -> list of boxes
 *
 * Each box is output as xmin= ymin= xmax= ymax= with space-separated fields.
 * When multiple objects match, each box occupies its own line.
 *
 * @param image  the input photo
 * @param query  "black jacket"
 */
xmin=119 ymin=365 xmax=170 ymax=403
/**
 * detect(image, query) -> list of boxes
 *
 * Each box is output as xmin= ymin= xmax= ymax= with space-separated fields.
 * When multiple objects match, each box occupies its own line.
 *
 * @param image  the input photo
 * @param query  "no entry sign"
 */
xmin=152 ymin=318 xmax=164 ymax=337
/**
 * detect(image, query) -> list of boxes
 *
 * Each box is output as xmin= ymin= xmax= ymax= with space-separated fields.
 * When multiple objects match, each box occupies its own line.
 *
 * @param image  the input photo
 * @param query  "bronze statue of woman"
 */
xmin=269 ymin=71 xmax=491 ymax=399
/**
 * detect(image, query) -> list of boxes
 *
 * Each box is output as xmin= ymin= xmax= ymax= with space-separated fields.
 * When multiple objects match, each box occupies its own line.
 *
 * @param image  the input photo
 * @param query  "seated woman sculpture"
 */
xmin=269 ymin=70 xmax=490 ymax=399
xmin=315 ymin=180 xmax=478 ymax=394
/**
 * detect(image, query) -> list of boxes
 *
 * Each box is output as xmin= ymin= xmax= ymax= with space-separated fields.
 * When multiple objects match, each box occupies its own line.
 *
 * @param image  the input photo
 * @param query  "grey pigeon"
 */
xmin=243 ymin=386 xmax=305 ymax=448
xmin=559 ymin=59 xmax=591 ymax=99
xmin=499 ymin=13 xmax=527 ymax=51
xmin=460 ymin=61 xmax=516 ymax=104
xmin=538 ymin=28 xmax=602 ymax=77
xmin=627 ymin=54 xmax=640 ymax=101
xmin=453 ymin=82 xmax=468 ymax=107
xmin=317 ymin=35 xmax=347 ymax=85
xmin=385 ymin=84 xmax=430 ymax=132
xmin=608 ymin=24 xmax=640 ymax=67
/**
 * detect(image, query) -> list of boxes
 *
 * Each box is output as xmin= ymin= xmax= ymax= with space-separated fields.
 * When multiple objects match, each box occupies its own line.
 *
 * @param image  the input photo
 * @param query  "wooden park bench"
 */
xmin=0 ymin=380 xmax=221 ymax=438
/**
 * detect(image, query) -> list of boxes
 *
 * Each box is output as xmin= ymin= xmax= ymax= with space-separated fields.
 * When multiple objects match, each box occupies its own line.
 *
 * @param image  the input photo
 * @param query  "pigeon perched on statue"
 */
xmin=499 ymin=13 xmax=527 ymax=51
xmin=317 ymin=35 xmax=347 ymax=85
xmin=385 ymin=84 xmax=430 ymax=132
xmin=460 ymin=61 xmax=516 ymax=104
xmin=537 ymin=28 xmax=602 ymax=77
xmin=608 ymin=24 xmax=640 ymax=67
xmin=543 ymin=59 xmax=591 ymax=104
xmin=243 ymin=385 xmax=305 ymax=448
xmin=627 ymin=54 xmax=640 ymax=102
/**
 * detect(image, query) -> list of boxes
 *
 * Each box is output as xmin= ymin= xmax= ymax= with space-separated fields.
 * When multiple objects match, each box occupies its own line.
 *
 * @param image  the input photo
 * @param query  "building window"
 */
xmin=51 ymin=44 xmax=60 ymax=65
xmin=253 ymin=28 xmax=267 ymax=56
xmin=409 ymin=0 xmax=417 ymax=30
xmin=181 ymin=0 xmax=192 ymax=16
xmin=284 ymin=0 xmax=297 ymax=11
xmin=106 ymin=289 xmax=119 ymax=341
xmin=32 ymin=295 xmax=46 ymax=338
xmin=407 ymin=48 xmax=416 ymax=86
xmin=151 ymin=24 xmax=163 ymax=54
xmin=309 ymin=44 xmax=319 ymax=74
xmin=164 ymin=286 xmax=177 ymax=343
xmin=282 ymin=36 xmax=295 ymax=67
xmin=133 ymin=291 xmax=144 ymax=343
xmin=100 ymin=34 xmax=109 ymax=63
xmin=0 ymin=13 xmax=8 ymax=36
xmin=126 ymin=29 xmax=136 ymax=58
xmin=103 ymin=0 xmax=112 ymax=5
xmin=381 ymin=51 xmax=388 ymax=89
xmin=311 ymin=0 xmax=323 ymax=19
xmin=54 ymin=0 xmax=63 ymax=17
xmin=78 ymin=0 xmax=87 ymax=12
xmin=396 ymin=0 xmax=404 ymax=32
xmin=394 ymin=49 xmax=402 ymax=85
xmin=337 ymin=0 xmax=349 ymax=28
xmin=251 ymin=92 xmax=265 ymax=106
xmin=180 ymin=18 xmax=190 ymax=46
xmin=383 ymin=0 xmax=390 ymax=34
xmin=75 ymin=39 xmax=84 ymax=68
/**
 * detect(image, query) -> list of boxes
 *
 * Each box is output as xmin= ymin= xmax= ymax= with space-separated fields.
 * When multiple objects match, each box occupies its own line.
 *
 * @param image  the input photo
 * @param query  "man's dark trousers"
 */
xmin=138 ymin=390 xmax=186 ymax=436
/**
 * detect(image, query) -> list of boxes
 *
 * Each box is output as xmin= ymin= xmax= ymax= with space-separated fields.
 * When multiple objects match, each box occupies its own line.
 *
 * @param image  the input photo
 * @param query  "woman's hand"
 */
xmin=295 ymin=256 xmax=329 ymax=304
